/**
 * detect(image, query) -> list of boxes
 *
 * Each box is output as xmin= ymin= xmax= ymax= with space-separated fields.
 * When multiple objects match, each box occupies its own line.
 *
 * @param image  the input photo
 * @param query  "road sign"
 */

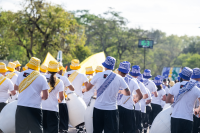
xmin=138 ymin=39 xmax=154 ymax=49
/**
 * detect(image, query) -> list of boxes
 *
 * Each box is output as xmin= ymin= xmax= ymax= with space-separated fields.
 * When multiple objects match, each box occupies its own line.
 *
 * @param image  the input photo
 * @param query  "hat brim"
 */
xmin=191 ymin=75 xmax=200 ymax=79
xmin=118 ymin=68 xmax=129 ymax=74
xmin=0 ymin=68 xmax=8 ymax=73
xmin=7 ymin=67 xmax=15 ymax=72
xmin=102 ymin=62 xmax=114 ymax=70
xmin=27 ymin=63 xmax=40 ymax=71
xmin=143 ymin=74 xmax=152 ymax=79
xmin=15 ymin=64 xmax=21 ymax=68
xmin=47 ymin=68 xmax=59 ymax=73
xmin=130 ymin=72 xmax=141 ymax=77
xmin=70 ymin=65 xmax=81 ymax=70
xmin=86 ymin=71 xmax=95 ymax=75
xmin=155 ymin=83 xmax=162 ymax=86
xmin=179 ymin=73 xmax=190 ymax=80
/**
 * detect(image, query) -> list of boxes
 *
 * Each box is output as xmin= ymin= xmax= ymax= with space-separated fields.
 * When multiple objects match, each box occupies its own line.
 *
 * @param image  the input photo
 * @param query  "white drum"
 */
xmin=150 ymin=106 xmax=173 ymax=133
xmin=66 ymin=92 xmax=87 ymax=127
xmin=163 ymin=103 xmax=171 ymax=110
xmin=84 ymin=96 xmax=96 ymax=133
xmin=0 ymin=100 xmax=17 ymax=133
xmin=8 ymin=93 xmax=18 ymax=103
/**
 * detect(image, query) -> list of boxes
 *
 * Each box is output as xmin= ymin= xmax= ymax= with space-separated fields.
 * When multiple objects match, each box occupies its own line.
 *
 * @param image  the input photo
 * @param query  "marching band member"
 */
xmin=14 ymin=57 xmax=49 ymax=133
xmin=40 ymin=64 xmax=48 ymax=75
xmin=95 ymin=66 xmax=103 ymax=74
xmin=85 ymin=56 xmax=130 ymax=133
xmin=42 ymin=61 xmax=64 ymax=133
xmin=0 ymin=62 xmax=16 ymax=112
xmin=13 ymin=60 xmax=21 ymax=75
xmin=117 ymin=61 xmax=142 ymax=133
xmin=149 ymin=76 xmax=166 ymax=126
xmin=193 ymin=99 xmax=200 ymax=133
xmin=57 ymin=62 xmax=74 ymax=133
xmin=22 ymin=64 xmax=28 ymax=72
xmin=166 ymin=67 xmax=200 ymax=133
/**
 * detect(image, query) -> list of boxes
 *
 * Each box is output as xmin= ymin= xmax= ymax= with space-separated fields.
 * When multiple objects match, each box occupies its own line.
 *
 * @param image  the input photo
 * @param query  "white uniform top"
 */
xmin=90 ymin=70 xmax=129 ymax=110
xmin=151 ymin=89 xmax=166 ymax=106
xmin=40 ymin=72 xmax=47 ymax=76
xmin=16 ymin=69 xmax=49 ymax=109
xmin=146 ymin=88 xmax=152 ymax=107
xmin=5 ymin=72 xmax=18 ymax=85
xmin=170 ymin=80 xmax=200 ymax=121
xmin=42 ymin=74 xmax=64 ymax=112
xmin=56 ymin=73 xmax=72 ymax=103
xmin=143 ymin=78 xmax=157 ymax=93
xmin=117 ymin=77 xmax=139 ymax=110
xmin=64 ymin=70 xmax=88 ymax=97
xmin=14 ymin=71 xmax=20 ymax=76
xmin=140 ymin=87 xmax=152 ymax=113
xmin=0 ymin=74 xmax=14 ymax=103
xmin=163 ymin=85 xmax=169 ymax=94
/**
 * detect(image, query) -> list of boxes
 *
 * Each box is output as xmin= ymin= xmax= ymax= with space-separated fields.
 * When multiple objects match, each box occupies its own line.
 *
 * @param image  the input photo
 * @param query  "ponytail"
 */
xmin=49 ymin=72 xmax=57 ymax=90
xmin=157 ymin=85 xmax=162 ymax=91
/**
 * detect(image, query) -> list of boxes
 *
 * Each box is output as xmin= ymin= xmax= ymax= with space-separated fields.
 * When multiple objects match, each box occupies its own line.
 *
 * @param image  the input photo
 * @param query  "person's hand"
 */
xmin=194 ymin=108 xmax=200 ymax=116
xmin=82 ymin=88 xmax=86 ymax=93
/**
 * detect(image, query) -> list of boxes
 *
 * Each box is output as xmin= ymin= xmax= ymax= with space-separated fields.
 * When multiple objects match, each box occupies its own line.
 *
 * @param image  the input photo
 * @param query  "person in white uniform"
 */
xmin=13 ymin=60 xmax=21 ymax=75
xmin=14 ymin=57 xmax=49 ymax=133
xmin=149 ymin=75 xmax=166 ymax=126
xmin=57 ymin=62 xmax=74 ymax=133
xmin=166 ymin=67 xmax=200 ymax=133
xmin=43 ymin=61 xmax=64 ymax=133
xmin=117 ymin=61 xmax=143 ymax=133
xmin=129 ymin=65 xmax=148 ymax=133
xmin=5 ymin=62 xmax=18 ymax=103
xmin=85 ymin=56 xmax=131 ymax=133
xmin=0 ymin=62 xmax=16 ymax=112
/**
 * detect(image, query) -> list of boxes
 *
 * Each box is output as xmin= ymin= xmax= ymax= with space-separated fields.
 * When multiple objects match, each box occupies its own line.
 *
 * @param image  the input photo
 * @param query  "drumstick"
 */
xmin=123 ymin=97 xmax=130 ymax=104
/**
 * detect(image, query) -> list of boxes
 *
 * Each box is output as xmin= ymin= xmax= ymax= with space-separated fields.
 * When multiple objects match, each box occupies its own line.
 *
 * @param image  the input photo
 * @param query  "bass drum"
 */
xmin=150 ymin=106 xmax=173 ymax=133
xmin=84 ymin=96 xmax=96 ymax=133
xmin=66 ymin=92 xmax=87 ymax=127
xmin=0 ymin=100 xmax=17 ymax=133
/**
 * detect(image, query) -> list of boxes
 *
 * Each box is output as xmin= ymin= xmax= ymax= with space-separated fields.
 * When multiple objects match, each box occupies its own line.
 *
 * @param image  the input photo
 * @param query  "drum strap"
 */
xmin=48 ymin=77 xmax=60 ymax=93
xmin=0 ymin=75 xmax=6 ymax=85
xmin=97 ymin=72 xmax=116 ymax=98
xmin=19 ymin=71 xmax=40 ymax=93
xmin=143 ymin=79 xmax=150 ymax=86
xmin=6 ymin=72 xmax=16 ymax=79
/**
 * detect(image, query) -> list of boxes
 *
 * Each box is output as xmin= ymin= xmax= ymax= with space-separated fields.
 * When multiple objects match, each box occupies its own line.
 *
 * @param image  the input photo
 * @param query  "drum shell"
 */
xmin=150 ymin=106 xmax=173 ymax=133
xmin=66 ymin=92 xmax=87 ymax=127
xmin=0 ymin=100 xmax=17 ymax=133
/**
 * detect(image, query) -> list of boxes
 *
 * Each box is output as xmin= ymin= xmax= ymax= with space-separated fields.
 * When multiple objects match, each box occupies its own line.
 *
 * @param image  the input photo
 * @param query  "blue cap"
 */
xmin=179 ymin=67 xmax=192 ymax=80
xmin=191 ymin=68 xmax=200 ymax=79
xmin=118 ymin=61 xmax=131 ymax=74
xmin=143 ymin=69 xmax=152 ymax=79
xmin=137 ymin=73 xmax=144 ymax=82
xmin=153 ymin=75 xmax=162 ymax=85
xmin=130 ymin=65 xmax=141 ymax=76
xmin=102 ymin=56 xmax=116 ymax=70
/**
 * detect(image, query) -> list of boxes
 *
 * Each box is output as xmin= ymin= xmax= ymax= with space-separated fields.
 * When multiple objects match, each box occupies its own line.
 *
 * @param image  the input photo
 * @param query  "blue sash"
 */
xmin=97 ymin=72 xmax=116 ymax=98
xmin=143 ymin=79 xmax=149 ymax=86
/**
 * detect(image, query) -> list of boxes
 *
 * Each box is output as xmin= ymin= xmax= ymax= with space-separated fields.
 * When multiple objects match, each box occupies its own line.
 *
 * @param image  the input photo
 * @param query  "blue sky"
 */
xmin=0 ymin=0 xmax=200 ymax=37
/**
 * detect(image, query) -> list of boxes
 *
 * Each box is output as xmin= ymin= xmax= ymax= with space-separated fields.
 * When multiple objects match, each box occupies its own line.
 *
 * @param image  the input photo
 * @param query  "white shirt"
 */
xmin=170 ymin=80 xmax=200 ymax=121
xmin=151 ymin=89 xmax=166 ymax=105
xmin=64 ymin=70 xmax=88 ymax=97
xmin=0 ymin=74 xmax=14 ymax=103
xmin=5 ymin=72 xmax=18 ymax=85
xmin=14 ymin=71 xmax=20 ymax=76
xmin=141 ymin=87 xmax=152 ymax=113
xmin=90 ymin=70 xmax=129 ymax=110
xmin=163 ymin=85 xmax=170 ymax=94
xmin=56 ymin=73 xmax=72 ymax=103
xmin=42 ymin=74 xmax=64 ymax=112
xmin=118 ymin=77 xmax=139 ymax=110
xmin=144 ymin=78 xmax=157 ymax=93
xmin=16 ymin=69 xmax=49 ymax=109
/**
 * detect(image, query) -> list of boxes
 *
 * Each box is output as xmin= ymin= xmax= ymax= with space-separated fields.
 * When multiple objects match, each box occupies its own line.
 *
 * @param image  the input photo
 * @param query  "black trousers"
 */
xmin=143 ymin=106 xmax=152 ymax=132
xmin=93 ymin=107 xmax=119 ymax=133
xmin=59 ymin=103 xmax=69 ymax=131
xmin=149 ymin=103 xmax=162 ymax=125
xmin=171 ymin=117 xmax=193 ymax=133
xmin=193 ymin=115 xmax=200 ymax=133
xmin=15 ymin=105 xmax=43 ymax=133
xmin=118 ymin=106 xmax=135 ymax=133
xmin=43 ymin=110 xmax=59 ymax=133
xmin=135 ymin=110 xmax=142 ymax=131
xmin=0 ymin=102 xmax=6 ymax=112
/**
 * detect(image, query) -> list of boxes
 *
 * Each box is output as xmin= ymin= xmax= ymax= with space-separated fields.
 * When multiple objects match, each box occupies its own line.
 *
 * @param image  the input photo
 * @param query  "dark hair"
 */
xmin=49 ymin=72 xmax=57 ymax=90
xmin=156 ymin=85 xmax=162 ymax=91
xmin=163 ymin=79 xmax=167 ymax=82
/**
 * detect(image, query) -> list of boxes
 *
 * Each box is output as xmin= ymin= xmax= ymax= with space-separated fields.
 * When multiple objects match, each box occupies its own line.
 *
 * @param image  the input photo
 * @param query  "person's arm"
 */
xmin=162 ymin=95 xmax=166 ymax=101
xmin=10 ymin=90 xmax=16 ymax=96
xmin=59 ymin=91 xmax=64 ymax=102
xmin=153 ymin=91 xmax=158 ymax=97
xmin=166 ymin=94 xmax=174 ymax=103
xmin=194 ymin=98 xmax=200 ymax=116
xmin=84 ymin=81 xmax=89 ymax=88
xmin=86 ymin=82 xmax=94 ymax=92
xmin=119 ymin=88 xmax=130 ymax=96
xmin=146 ymin=99 xmax=151 ymax=104
xmin=132 ymin=89 xmax=143 ymax=103
xmin=42 ymin=90 xmax=49 ymax=100
xmin=68 ymin=85 xmax=74 ymax=91
xmin=143 ymin=94 xmax=148 ymax=99
xmin=14 ymin=84 xmax=18 ymax=91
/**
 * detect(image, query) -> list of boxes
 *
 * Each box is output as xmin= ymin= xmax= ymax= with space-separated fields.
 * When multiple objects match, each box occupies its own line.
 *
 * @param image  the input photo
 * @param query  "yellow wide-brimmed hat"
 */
xmin=13 ymin=60 xmax=21 ymax=68
xmin=0 ymin=62 xmax=8 ymax=73
xmin=22 ymin=64 xmax=28 ymax=71
xmin=40 ymin=64 xmax=48 ymax=73
xmin=7 ymin=62 xmax=16 ymax=72
xmin=169 ymin=81 xmax=175 ymax=87
xmin=58 ymin=62 xmax=63 ymax=70
xmin=95 ymin=66 xmax=103 ymax=73
xmin=86 ymin=66 xmax=94 ymax=75
xmin=61 ymin=66 xmax=66 ymax=76
xmin=70 ymin=59 xmax=81 ymax=70
xmin=27 ymin=57 xmax=41 ymax=71
xmin=48 ymin=61 xmax=59 ymax=72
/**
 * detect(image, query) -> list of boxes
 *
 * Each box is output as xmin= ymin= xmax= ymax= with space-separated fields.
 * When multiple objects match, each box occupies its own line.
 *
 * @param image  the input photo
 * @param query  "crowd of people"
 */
xmin=0 ymin=55 xmax=199 ymax=133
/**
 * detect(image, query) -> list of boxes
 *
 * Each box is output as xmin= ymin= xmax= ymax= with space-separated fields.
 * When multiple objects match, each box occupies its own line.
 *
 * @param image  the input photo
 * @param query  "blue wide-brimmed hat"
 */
xmin=179 ymin=67 xmax=192 ymax=80
xmin=130 ymin=65 xmax=141 ymax=76
xmin=191 ymin=68 xmax=200 ymax=79
xmin=143 ymin=69 xmax=152 ymax=79
xmin=137 ymin=73 xmax=144 ymax=82
xmin=102 ymin=56 xmax=116 ymax=70
xmin=118 ymin=61 xmax=131 ymax=74
xmin=154 ymin=75 xmax=162 ymax=85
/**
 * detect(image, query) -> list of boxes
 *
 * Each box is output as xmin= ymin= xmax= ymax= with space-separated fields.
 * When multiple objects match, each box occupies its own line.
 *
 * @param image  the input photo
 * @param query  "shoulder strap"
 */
xmin=143 ymin=79 xmax=150 ymax=86
xmin=0 ymin=75 xmax=7 ymax=85
xmin=6 ymin=72 xmax=16 ymax=79
xmin=48 ymin=77 xmax=61 ymax=93
xmin=19 ymin=71 xmax=40 ymax=93
xmin=68 ymin=71 xmax=79 ymax=83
